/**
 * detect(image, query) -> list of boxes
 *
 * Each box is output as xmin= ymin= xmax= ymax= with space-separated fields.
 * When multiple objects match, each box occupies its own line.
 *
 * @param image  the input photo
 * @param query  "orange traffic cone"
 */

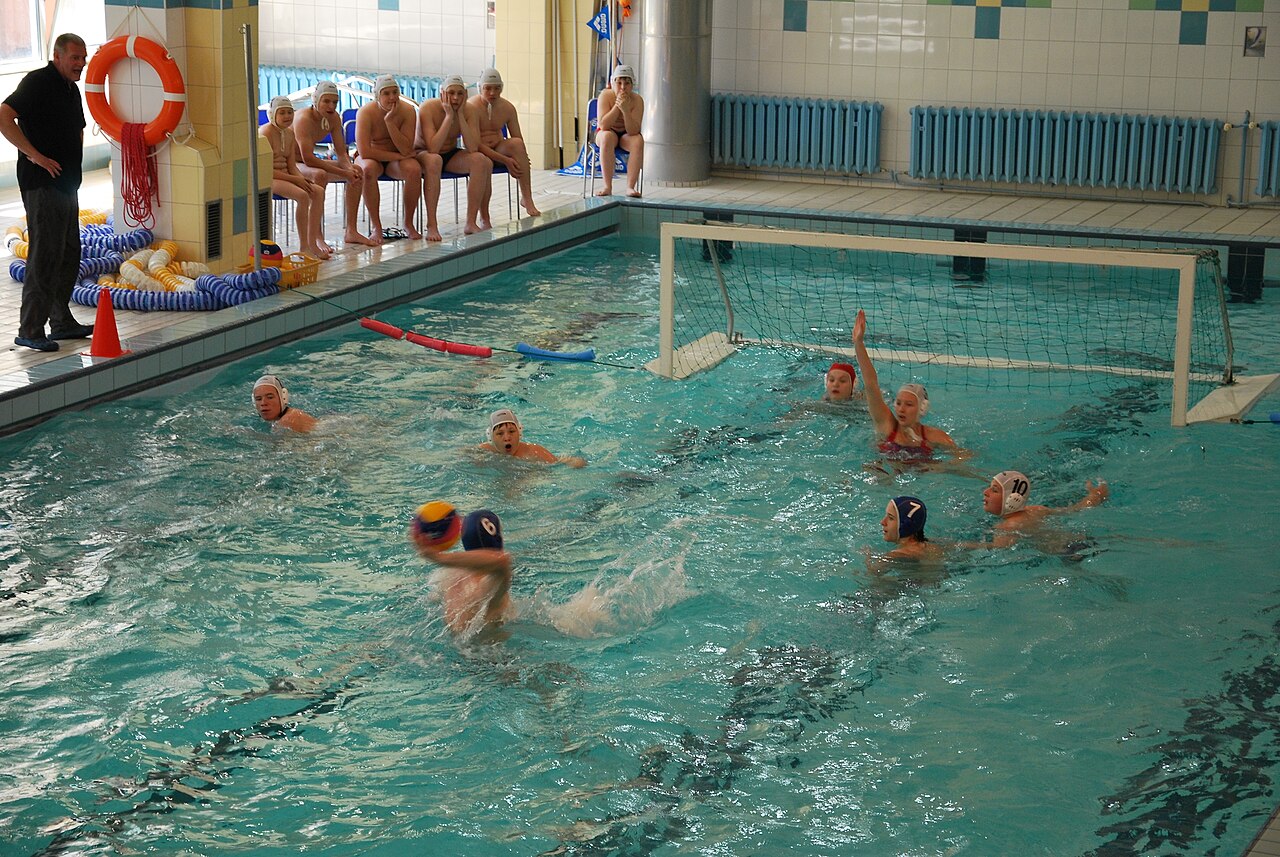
xmin=84 ymin=287 xmax=131 ymax=358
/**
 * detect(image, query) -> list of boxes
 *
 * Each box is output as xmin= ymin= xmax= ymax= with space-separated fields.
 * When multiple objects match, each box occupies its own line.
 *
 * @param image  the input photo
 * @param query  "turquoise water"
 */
xmin=2 ymin=235 xmax=1280 ymax=856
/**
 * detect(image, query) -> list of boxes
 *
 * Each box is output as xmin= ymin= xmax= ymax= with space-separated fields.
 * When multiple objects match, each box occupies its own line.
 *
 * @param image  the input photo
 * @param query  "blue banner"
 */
xmin=588 ymin=5 xmax=611 ymax=39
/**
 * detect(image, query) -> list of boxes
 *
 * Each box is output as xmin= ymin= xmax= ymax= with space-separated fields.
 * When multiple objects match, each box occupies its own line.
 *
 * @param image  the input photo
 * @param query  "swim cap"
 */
xmin=887 ymin=496 xmax=927 ymax=540
xmin=374 ymin=74 xmax=399 ymax=95
xmin=313 ymin=80 xmax=339 ymax=99
xmin=461 ymin=509 xmax=503 ymax=550
xmin=828 ymin=362 xmax=856 ymax=381
xmin=478 ymin=68 xmax=503 ymax=88
xmin=612 ymin=65 xmax=635 ymax=82
xmin=897 ymin=383 xmax=929 ymax=417
xmin=441 ymin=74 xmax=468 ymax=94
xmin=991 ymin=471 xmax=1031 ymax=517
xmin=269 ymin=96 xmax=293 ymax=120
xmin=251 ymin=374 xmax=289 ymax=408
xmin=488 ymin=408 xmax=521 ymax=440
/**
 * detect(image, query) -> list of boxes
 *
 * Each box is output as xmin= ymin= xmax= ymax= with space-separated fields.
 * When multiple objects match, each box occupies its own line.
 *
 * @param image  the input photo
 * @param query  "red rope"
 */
xmin=121 ymin=122 xmax=159 ymax=229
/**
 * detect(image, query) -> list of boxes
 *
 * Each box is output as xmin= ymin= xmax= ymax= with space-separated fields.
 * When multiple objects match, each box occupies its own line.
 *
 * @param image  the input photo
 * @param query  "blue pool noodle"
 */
xmin=516 ymin=342 xmax=596 ymax=362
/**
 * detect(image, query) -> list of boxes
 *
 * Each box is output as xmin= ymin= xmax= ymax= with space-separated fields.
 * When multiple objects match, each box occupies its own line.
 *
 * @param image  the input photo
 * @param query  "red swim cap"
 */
xmin=828 ymin=362 xmax=856 ymax=380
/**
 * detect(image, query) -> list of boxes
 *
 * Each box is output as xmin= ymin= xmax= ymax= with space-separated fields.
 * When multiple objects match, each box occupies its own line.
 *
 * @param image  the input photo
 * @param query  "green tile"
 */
xmin=233 ymin=157 xmax=247 ymax=196
xmin=1129 ymin=0 xmax=1156 ymax=9
xmin=1179 ymin=11 xmax=1207 ymax=45
xmin=1237 ymin=0 xmax=1263 ymax=9
xmin=783 ymin=0 xmax=807 ymax=32
xmin=1025 ymin=0 xmax=1051 ymax=7
xmin=975 ymin=5 xmax=1001 ymax=39
xmin=233 ymin=194 xmax=247 ymax=234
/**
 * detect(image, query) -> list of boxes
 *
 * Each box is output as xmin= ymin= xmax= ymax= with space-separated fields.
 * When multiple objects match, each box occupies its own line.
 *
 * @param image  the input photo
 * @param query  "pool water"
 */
xmin=2 ymin=235 xmax=1280 ymax=856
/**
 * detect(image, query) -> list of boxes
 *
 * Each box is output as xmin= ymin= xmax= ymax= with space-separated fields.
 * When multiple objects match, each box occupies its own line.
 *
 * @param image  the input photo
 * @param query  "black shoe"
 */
xmin=50 ymin=324 xmax=94 ymax=340
xmin=14 ymin=335 xmax=59 ymax=352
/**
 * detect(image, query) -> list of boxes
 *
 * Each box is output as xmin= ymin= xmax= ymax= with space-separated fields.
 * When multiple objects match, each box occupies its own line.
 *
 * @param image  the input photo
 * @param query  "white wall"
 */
xmin=257 ymin=0 xmax=496 ymax=81
xmin=709 ymin=0 xmax=1279 ymax=195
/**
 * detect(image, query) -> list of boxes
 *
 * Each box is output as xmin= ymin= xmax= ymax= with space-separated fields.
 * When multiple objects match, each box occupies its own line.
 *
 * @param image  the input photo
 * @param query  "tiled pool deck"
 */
xmin=1 ymin=168 xmax=1278 ymax=437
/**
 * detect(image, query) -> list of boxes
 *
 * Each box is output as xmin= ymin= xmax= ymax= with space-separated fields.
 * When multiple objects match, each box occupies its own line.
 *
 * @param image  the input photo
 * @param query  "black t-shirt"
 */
xmin=3 ymin=62 xmax=85 ymax=194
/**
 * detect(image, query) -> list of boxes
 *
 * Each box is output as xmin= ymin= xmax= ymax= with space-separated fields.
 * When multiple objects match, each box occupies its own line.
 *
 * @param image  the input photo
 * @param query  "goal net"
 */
xmin=647 ymin=221 xmax=1270 ymax=427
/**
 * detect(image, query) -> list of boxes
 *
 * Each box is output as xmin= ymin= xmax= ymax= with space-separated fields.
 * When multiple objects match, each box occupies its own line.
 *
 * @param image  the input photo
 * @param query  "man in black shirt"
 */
xmin=0 ymin=33 xmax=92 ymax=352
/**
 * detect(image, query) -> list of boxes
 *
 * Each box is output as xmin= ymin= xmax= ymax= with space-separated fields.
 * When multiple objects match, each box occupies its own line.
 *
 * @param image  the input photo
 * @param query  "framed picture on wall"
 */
xmin=1244 ymin=26 xmax=1265 ymax=57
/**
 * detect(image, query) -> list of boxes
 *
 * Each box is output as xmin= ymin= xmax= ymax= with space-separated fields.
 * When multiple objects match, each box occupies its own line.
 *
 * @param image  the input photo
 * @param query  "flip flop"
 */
xmin=382 ymin=227 xmax=407 ymax=241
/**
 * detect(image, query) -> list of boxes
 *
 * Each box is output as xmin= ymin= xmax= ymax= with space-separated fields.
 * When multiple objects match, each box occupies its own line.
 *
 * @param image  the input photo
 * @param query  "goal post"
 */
xmin=646 ymin=221 xmax=1272 ymax=427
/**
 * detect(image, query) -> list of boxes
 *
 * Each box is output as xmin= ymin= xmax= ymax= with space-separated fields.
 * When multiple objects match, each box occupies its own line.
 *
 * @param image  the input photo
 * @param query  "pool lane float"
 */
xmin=404 ymin=332 xmax=493 ymax=358
xmin=71 ymin=266 xmax=281 ymax=312
xmin=10 ymin=219 xmax=283 ymax=311
xmin=516 ymin=342 xmax=597 ymax=362
xmin=358 ymin=322 xmax=597 ymax=363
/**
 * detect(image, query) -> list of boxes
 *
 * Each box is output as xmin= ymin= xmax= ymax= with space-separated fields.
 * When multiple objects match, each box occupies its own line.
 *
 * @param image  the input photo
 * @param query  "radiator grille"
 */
xmin=711 ymin=94 xmax=882 ymax=174
xmin=908 ymin=106 xmax=1223 ymax=194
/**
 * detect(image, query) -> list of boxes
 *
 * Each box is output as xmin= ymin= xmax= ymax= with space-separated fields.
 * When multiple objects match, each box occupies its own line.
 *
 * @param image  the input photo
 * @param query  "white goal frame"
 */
xmin=647 ymin=221 xmax=1277 ymax=427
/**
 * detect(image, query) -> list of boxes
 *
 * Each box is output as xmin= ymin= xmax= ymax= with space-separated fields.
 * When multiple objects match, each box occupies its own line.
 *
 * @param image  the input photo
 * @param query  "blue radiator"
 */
xmin=258 ymin=65 xmax=443 ymax=114
xmin=1256 ymin=121 xmax=1280 ymax=198
xmin=711 ymin=94 xmax=882 ymax=174
xmin=908 ymin=106 xmax=1223 ymax=194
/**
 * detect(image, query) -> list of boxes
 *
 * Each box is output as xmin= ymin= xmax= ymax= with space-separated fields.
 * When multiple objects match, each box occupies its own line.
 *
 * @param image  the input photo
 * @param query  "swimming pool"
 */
xmin=2 ymin=233 xmax=1279 ymax=856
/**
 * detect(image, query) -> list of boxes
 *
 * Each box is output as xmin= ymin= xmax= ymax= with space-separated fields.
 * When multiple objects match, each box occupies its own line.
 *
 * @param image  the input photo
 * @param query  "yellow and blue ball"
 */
xmin=413 ymin=500 xmax=462 ymax=549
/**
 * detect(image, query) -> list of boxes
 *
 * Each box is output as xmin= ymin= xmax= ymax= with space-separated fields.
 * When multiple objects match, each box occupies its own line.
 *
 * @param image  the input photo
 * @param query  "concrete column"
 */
xmin=640 ymin=0 xmax=711 ymax=186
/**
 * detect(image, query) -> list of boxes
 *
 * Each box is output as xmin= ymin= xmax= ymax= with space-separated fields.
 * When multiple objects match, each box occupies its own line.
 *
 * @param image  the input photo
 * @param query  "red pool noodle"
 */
xmin=360 ymin=318 xmax=405 ymax=340
xmin=405 ymin=331 xmax=492 ymax=358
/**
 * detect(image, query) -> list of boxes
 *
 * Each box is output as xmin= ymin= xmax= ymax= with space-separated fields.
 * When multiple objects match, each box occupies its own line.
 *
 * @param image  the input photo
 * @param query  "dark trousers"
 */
xmin=19 ymin=185 xmax=81 ymax=339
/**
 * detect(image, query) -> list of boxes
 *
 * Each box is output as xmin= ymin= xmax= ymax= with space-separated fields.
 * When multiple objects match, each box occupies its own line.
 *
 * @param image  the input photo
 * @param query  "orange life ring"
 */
xmin=85 ymin=36 xmax=186 ymax=147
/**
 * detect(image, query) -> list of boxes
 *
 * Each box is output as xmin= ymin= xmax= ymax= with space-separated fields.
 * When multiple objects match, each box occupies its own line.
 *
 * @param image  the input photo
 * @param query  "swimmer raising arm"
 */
xmin=852 ymin=309 xmax=963 ymax=457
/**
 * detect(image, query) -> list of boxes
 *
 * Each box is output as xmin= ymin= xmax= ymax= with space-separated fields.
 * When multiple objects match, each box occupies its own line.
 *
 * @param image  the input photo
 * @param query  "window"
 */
xmin=1 ymin=1 xmax=38 ymax=67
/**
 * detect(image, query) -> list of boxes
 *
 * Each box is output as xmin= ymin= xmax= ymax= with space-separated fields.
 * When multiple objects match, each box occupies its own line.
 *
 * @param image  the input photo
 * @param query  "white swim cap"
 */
xmin=251 ymin=374 xmax=289 ymax=408
xmin=612 ymin=64 xmax=635 ymax=82
xmin=487 ymin=408 xmax=521 ymax=443
xmin=897 ymin=383 xmax=929 ymax=417
xmin=269 ymin=96 xmax=293 ymax=119
xmin=374 ymin=74 xmax=399 ymax=95
xmin=478 ymin=68 xmax=503 ymax=88
xmin=991 ymin=470 xmax=1031 ymax=517
xmin=314 ymin=80 xmax=339 ymax=99
xmin=441 ymin=74 xmax=468 ymax=94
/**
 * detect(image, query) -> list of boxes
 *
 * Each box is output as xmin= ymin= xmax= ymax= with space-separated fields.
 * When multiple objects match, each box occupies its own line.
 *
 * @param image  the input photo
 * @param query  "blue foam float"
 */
xmin=516 ymin=342 xmax=596 ymax=362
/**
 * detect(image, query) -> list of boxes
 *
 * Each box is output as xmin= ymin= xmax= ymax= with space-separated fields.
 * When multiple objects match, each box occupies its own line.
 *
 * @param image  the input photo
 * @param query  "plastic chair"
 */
xmin=583 ymin=97 xmax=641 ymax=198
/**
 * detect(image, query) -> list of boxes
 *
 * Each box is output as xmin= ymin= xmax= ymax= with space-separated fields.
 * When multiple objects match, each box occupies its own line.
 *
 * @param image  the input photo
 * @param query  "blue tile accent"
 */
xmin=233 ymin=195 xmax=247 ymax=234
xmin=783 ymin=0 xmax=808 ymax=32
xmin=1154 ymin=0 xmax=1181 ymax=9
xmin=975 ymin=6 xmax=1001 ymax=39
xmin=378 ymin=0 xmax=399 ymax=8
xmin=1179 ymin=11 xmax=1207 ymax=45
xmin=1003 ymin=0 xmax=1027 ymax=6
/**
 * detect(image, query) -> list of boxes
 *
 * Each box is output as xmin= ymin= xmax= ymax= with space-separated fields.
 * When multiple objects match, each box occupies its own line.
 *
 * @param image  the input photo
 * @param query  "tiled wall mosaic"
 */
xmin=780 ymin=0 xmax=1263 ymax=44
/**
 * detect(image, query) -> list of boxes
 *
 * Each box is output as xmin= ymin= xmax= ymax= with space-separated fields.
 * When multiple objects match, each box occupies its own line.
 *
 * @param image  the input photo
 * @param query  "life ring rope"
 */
xmin=85 ymin=35 xmax=186 ymax=147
